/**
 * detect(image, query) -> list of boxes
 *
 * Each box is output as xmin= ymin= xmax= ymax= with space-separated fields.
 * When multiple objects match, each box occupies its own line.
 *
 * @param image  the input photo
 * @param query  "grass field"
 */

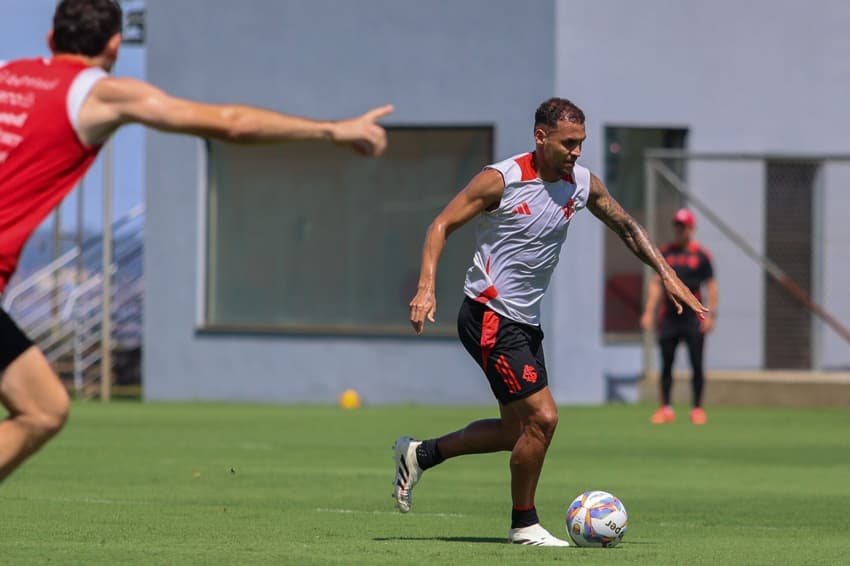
xmin=1 ymin=402 xmax=848 ymax=565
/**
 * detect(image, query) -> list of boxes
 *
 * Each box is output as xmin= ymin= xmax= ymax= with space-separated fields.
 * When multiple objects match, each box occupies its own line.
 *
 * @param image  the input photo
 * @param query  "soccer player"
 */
xmin=641 ymin=208 xmax=718 ymax=425
xmin=394 ymin=98 xmax=708 ymax=546
xmin=0 ymin=0 xmax=393 ymax=482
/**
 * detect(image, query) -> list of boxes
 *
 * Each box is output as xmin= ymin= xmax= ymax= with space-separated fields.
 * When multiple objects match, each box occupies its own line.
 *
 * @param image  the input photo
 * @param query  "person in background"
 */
xmin=641 ymin=208 xmax=718 ymax=425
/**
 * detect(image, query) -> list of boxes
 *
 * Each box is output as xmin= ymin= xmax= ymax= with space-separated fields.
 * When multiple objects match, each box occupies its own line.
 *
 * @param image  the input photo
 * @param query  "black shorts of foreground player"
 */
xmin=394 ymin=97 xmax=708 ymax=547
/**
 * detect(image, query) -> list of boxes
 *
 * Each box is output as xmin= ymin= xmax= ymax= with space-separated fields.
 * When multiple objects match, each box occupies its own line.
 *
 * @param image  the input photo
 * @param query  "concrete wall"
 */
xmin=555 ymin=0 xmax=850 ymax=153
xmin=817 ymin=164 xmax=850 ymax=369
xmin=688 ymin=162 xmax=766 ymax=369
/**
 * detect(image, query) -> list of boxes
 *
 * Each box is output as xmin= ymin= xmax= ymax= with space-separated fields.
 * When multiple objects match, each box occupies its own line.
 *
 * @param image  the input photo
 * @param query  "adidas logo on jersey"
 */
xmin=512 ymin=202 xmax=532 ymax=215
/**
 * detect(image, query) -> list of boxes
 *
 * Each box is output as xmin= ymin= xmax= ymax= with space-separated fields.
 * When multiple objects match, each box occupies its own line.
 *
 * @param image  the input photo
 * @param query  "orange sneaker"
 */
xmin=690 ymin=407 xmax=707 ymax=425
xmin=650 ymin=406 xmax=675 ymax=424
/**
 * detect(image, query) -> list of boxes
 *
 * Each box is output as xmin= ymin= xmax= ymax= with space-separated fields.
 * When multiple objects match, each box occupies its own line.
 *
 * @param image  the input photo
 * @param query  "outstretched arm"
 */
xmin=78 ymin=77 xmax=393 ymax=155
xmin=587 ymin=174 xmax=708 ymax=318
xmin=409 ymin=168 xmax=504 ymax=335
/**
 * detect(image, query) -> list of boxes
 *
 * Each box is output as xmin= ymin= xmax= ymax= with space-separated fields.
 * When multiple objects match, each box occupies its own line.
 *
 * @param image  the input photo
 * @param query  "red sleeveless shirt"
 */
xmin=0 ymin=57 xmax=104 ymax=292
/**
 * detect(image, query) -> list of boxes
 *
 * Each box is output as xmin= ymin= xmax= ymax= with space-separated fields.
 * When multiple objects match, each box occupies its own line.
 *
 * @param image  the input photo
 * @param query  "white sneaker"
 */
xmin=508 ymin=523 xmax=571 ymax=547
xmin=392 ymin=436 xmax=423 ymax=513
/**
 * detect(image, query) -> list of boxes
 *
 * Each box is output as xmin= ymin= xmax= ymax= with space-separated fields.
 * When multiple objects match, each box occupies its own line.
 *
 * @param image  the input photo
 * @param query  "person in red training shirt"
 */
xmin=641 ymin=209 xmax=718 ymax=425
xmin=0 ymin=0 xmax=392 ymax=482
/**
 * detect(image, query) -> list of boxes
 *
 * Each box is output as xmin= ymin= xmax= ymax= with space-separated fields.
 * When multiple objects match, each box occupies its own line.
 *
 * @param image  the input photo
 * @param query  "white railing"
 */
xmin=2 ymin=205 xmax=145 ymax=397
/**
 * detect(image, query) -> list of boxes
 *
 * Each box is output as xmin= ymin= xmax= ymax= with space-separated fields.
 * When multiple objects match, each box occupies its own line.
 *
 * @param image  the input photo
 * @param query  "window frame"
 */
xmin=602 ymin=124 xmax=689 ymax=342
xmin=198 ymin=125 xmax=494 ymax=337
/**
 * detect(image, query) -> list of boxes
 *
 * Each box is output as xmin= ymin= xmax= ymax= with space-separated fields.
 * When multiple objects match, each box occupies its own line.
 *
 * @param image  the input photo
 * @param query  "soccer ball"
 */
xmin=565 ymin=490 xmax=628 ymax=547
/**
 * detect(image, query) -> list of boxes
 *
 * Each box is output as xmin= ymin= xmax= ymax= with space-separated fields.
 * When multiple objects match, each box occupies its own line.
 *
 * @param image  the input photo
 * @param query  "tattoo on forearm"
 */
xmin=592 ymin=194 xmax=668 ymax=274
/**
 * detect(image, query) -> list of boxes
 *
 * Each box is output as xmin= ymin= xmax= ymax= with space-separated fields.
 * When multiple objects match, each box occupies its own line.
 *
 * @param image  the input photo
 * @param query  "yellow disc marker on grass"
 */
xmin=338 ymin=389 xmax=362 ymax=409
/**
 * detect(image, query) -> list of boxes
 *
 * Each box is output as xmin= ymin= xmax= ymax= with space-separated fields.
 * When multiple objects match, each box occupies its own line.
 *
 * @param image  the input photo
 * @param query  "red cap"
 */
xmin=673 ymin=208 xmax=696 ymax=227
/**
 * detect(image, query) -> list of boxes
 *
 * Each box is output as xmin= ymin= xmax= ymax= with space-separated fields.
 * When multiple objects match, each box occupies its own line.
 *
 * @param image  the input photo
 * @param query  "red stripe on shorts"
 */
xmin=495 ymin=354 xmax=522 ymax=394
xmin=480 ymin=310 xmax=500 ymax=371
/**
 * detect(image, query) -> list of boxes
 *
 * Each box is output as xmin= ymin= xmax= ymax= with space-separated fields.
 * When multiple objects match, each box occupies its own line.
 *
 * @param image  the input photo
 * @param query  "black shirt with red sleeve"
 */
xmin=658 ymin=240 xmax=714 ymax=331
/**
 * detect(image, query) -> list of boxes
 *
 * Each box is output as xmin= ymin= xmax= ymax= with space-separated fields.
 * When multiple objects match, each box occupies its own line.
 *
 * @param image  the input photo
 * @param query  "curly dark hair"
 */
xmin=53 ymin=0 xmax=123 ymax=56
xmin=534 ymin=98 xmax=586 ymax=129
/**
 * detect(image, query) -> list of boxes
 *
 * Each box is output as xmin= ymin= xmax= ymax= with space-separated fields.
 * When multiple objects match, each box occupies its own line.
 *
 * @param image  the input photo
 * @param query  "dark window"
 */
xmin=204 ymin=127 xmax=491 ymax=335
xmin=764 ymin=162 xmax=816 ymax=368
xmin=603 ymin=126 xmax=688 ymax=336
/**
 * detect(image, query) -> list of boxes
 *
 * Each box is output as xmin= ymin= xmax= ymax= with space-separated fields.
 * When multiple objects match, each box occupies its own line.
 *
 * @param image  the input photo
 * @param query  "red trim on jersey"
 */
xmin=480 ymin=311 xmax=500 ymax=370
xmin=562 ymin=197 xmax=576 ymax=221
xmin=474 ymin=284 xmax=499 ymax=304
xmin=561 ymin=173 xmax=574 ymax=183
xmin=476 ymin=258 xmax=498 ymax=304
xmin=514 ymin=153 xmax=537 ymax=182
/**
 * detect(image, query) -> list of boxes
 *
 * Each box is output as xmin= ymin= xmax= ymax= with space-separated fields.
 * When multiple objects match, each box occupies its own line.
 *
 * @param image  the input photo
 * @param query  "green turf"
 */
xmin=1 ymin=402 xmax=848 ymax=565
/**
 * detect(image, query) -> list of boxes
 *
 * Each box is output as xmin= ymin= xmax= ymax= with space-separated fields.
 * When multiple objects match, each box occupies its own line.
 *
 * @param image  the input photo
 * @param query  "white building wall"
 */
xmin=554 ymin=0 xmax=850 ymax=377
xmin=817 ymin=165 xmax=850 ymax=369
xmin=688 ymin=162 xmax=765 ymax=369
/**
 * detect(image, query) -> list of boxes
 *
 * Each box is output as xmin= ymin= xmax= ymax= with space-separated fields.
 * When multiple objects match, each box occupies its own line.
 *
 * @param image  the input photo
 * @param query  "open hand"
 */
xmin=409 ymin=288 xmax=436 ymax=335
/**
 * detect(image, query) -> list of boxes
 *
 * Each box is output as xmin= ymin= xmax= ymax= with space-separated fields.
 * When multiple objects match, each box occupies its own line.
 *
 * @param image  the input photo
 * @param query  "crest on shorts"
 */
xmin=522 ymin=364 xmax=538 ymax=384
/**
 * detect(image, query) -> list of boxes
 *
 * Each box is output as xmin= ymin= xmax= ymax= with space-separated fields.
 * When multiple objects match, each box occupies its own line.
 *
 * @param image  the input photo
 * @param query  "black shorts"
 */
xmin=457 ymin=297 xmax=548 ymax=404
xmin=1 ymin=307 xmax=33 ymax=374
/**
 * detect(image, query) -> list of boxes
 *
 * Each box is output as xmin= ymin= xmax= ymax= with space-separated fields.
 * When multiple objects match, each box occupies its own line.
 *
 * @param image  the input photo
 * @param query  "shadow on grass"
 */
xmin=374 ymin=536 xmax=506 ymax=544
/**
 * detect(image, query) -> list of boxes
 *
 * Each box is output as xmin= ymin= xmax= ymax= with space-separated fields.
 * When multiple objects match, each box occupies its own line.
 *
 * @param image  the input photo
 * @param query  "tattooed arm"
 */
xmin=587 ymin=174 xmax=708 ymax=317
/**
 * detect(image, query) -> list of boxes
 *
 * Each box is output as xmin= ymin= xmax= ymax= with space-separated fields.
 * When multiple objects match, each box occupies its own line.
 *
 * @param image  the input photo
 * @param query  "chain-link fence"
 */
xmin=640 ymin=151 xmax=850 ymax=374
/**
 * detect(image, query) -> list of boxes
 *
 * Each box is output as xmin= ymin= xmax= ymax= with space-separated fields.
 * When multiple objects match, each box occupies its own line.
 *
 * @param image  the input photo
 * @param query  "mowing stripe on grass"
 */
xmin=315 ymin=507 xmax=465 ymax=518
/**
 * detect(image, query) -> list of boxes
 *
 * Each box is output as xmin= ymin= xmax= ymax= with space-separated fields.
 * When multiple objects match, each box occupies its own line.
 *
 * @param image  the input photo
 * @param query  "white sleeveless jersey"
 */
xmin=462 ymin=152 xmax=591 ymax=325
